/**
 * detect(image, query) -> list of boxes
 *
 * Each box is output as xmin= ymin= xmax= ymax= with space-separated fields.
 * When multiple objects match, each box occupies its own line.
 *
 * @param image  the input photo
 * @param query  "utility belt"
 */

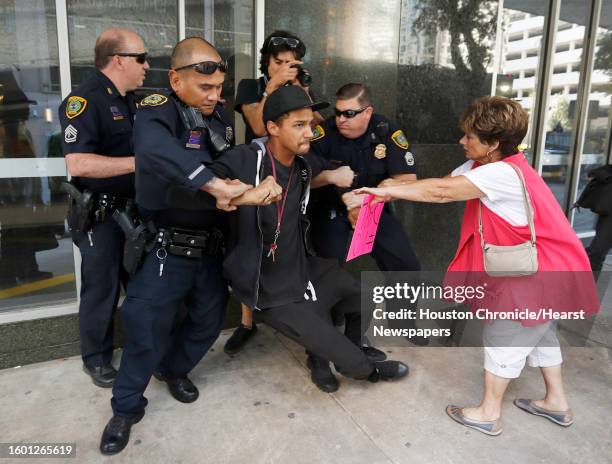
xmin=154 ymin=227 xmax=224 ymax=259
xmin=61 ymin=181 xmax=133 ymax=241
xmin=113 ymin=208 xmax=224 ymax=276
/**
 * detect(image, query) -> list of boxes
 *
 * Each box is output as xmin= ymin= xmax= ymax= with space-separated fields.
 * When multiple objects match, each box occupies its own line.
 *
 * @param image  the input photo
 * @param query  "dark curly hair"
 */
xmin=259 ymin=30 xmax=306 ymax=76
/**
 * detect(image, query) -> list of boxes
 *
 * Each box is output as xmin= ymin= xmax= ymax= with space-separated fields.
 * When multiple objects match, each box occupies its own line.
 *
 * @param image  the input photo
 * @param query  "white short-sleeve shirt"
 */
xmin=451 ymin=160 xmax=528 ymax=226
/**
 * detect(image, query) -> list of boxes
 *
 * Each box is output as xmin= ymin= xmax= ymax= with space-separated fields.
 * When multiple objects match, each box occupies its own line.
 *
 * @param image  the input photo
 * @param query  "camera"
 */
xmin=290 ymin=64 xmax=312 ymax=87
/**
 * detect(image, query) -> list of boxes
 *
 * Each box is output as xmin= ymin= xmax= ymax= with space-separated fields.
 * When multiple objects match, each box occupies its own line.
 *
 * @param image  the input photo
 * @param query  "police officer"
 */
xmin=59 ymin=28 xmax=149 ymax=388
xmin=306 ymin=83 xmax=426 ymax=389
xmin=309 ymin=82 xmax=420 ymax=272
xmin=99 ymin=37 xmax=273 ymax=456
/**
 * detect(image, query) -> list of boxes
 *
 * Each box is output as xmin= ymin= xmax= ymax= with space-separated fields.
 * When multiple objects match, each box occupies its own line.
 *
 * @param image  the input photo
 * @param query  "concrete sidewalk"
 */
xmin=1 ymin=326 xmax=611 ymax=464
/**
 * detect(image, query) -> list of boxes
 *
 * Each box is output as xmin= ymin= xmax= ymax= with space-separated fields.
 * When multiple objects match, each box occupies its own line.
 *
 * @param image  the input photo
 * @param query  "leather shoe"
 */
xmin=361 ymin=346 xmax=387 ymax=362
xmin=99 ymin=411 xmax=144 ymax=455
xmin=306 ymin=355 xmax=339 ymax=393
xmin=165 ymin=375 xmax=199 ymax=403
xmin=224 ymin=323 xmax=257 ymax=355
xmin=368 ymin=361 xmax=409 ymax=382
xmin=83 ymin=364 xmax=117 ymax=388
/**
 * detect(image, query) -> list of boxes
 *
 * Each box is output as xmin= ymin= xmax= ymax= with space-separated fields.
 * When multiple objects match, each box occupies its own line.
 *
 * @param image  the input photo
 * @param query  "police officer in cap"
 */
xmin=58 ymin=28 xmax=149 ymax=388
xmin=309 ymin=82 xmax=421 ymax=270
xmin=99 ymin=37 xmax=276 ymax=455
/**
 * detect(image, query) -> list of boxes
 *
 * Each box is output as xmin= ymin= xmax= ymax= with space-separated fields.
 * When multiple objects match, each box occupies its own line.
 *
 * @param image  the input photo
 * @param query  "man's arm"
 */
xmin=65 ymin=153 xmax=134 ymax=178
xmin=311 ymin=166 xmax=355 ymax=189
xmin=241 ymin=101 xmax=267 ymax=137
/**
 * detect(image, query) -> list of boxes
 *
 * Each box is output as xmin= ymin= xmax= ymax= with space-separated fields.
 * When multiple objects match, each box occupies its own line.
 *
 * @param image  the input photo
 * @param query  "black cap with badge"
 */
xmin=263 ymin=85 xmax=329 ymax=124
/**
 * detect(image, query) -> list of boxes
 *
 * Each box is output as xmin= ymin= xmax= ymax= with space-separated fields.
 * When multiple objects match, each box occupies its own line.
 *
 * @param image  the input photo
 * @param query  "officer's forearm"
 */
xmin=65 ymin=153 xmax=135 ymax=178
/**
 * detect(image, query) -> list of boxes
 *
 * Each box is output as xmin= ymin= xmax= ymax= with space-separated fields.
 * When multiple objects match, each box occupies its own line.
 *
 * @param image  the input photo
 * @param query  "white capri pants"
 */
xmin=483 ymin=320 xmax=563 ymax=379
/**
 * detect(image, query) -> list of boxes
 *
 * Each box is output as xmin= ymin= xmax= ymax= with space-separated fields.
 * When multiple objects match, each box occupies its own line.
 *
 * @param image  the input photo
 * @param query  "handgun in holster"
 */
xmin=112 ymin=209 xmax=151 ymax=276
xmin=61 ymin=181 xmax=95 ymax=241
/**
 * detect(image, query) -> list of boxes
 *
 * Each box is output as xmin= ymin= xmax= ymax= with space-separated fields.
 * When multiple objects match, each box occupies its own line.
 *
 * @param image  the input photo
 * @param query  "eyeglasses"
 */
xmin=173 ymin=60 xmax=228 ymax=74
xmin=269 ymin=37 xmax=301 ymax=48
xmin=334 ymin=106 xmax=370 ymax=118
xmin=110 ymin=52 xmax=148 ymax=64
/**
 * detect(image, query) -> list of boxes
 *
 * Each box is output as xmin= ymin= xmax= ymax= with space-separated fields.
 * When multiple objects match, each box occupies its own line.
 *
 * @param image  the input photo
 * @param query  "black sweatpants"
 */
xmin=587 ymin=214 xmax=612 ymax=273
xmin=258 ymin=258 xmax=374 ymax=379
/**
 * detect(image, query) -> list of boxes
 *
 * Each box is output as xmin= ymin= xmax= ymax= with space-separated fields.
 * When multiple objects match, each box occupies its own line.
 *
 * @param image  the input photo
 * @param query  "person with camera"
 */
xmin=225 ymin=30 xmax=329 ymax=355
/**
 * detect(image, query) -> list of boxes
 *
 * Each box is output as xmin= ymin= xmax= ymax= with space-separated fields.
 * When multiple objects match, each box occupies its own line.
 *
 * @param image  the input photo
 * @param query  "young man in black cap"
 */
xmin=209 ymin=85 xmax=410 ymax=387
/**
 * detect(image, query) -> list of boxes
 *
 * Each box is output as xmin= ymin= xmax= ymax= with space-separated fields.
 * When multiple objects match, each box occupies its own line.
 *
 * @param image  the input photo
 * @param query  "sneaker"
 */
xmin=224 ymin=323 xmax=257 ymax=355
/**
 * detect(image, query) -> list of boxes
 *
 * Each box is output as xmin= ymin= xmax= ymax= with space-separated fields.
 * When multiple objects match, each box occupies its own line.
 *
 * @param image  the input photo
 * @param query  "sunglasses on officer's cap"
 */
xmin=173 ymin=60 xmax=228 ymax=74
xmin=109 ymin=52 xmax=148 ymax=64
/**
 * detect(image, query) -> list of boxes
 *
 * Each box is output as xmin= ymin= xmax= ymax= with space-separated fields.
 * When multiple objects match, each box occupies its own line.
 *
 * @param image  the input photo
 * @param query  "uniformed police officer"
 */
xmin=99 ymin=37 xmax=276 ymax=456
xmin=306 ymin=83 xmax=426 ymax=390
xmin=59 ymin=28 xmax=149 ymax=388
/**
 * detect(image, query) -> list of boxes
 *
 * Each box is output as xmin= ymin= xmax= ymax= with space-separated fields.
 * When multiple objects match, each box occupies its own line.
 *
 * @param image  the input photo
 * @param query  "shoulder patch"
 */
xmin=391 ymin=130 xmax=409 ymax=149
xmin=66 ymin=96 xmax=87 ymax=119
xmin=311 ymin=125 xmax=325 ymax=141
xmin=140 ymin=94 xmax=168 ymax=107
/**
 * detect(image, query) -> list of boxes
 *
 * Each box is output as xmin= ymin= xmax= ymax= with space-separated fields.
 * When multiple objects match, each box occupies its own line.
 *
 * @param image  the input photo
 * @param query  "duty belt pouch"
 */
xmin=61 ymin=181 xmax=95 ymax=241
xmin=478 ymin=164 xmax=538 ymax=277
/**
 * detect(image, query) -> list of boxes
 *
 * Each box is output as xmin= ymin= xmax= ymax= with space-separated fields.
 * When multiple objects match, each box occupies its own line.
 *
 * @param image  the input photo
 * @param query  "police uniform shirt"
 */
xmin=58 ymin=70 xmax=137 ymax=197
xmin=133 ymin=91 xmax=235 ymax=229
xmin=309 ymin=113 xmax=416 ymax=189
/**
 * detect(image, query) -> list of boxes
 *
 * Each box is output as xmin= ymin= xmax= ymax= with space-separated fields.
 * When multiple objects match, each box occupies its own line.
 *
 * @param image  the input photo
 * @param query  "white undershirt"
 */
xmin=451 ymin=160 xmax=528 ymax=226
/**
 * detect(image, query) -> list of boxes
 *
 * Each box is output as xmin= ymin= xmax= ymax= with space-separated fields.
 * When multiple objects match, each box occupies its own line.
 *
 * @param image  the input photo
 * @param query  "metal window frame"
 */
xmin=566 ymin=0 xmax=602 ymax=223
xmin=530 ymin=0 xmax=561 ymax=174
xmin=254 ymin=0 xmax=265 ymax=78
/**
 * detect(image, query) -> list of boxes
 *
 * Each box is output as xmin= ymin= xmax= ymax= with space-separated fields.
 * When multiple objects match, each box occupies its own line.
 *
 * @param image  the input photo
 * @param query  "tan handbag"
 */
xmin=478 ymin=163 xmax=538 ymax=277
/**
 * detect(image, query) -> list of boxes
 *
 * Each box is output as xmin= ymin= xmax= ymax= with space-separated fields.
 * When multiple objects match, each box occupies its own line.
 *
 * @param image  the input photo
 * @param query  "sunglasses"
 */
xmin=334 ymin=106 xmax=370 ymax=118
xmin=111 ymin=52 xmax=148 ymax=64
xmin=173 ymin=60 xmax=228 ymax=74
xmin=269 ymin=36 xmax=301 ymax=48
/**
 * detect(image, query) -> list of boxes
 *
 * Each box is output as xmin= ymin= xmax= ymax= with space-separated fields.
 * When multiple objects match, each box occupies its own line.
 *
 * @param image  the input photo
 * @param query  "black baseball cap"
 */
xmin=263 ymin=85 xmax=329 ymax=124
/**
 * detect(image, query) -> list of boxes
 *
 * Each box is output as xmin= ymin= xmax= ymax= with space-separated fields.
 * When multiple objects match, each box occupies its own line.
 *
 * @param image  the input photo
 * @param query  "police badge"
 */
xmin=374 ymin=143 xmax=387 ymax=159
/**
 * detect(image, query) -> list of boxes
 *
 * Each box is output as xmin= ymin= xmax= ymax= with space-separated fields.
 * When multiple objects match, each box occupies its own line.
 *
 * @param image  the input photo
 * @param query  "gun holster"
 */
xmin=112 ymin=209 xmax=152 ymax=276
xmin=61 ymin=181 xmax=95 ymax=241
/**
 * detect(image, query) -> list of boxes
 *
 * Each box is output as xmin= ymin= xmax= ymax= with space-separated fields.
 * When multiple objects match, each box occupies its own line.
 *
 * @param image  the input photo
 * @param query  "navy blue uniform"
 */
xmin=111 ymin=92 xmax=233 ymax=419
xmin=308 ymin=114 xmax=420 ymax=271
xmin=58 ymin=70 xmax=137 ymax=369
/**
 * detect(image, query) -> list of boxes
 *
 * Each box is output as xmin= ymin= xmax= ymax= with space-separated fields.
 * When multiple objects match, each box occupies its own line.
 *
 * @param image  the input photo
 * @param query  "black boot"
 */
xmin=83 ymin=364 xmax=117 ymax=388
xmin=368 ymin=361 xmax=409 ymax=382
xmin=164 ymin=375 xmax=199 ymax=403
xmin=306 ymin=355 xmax=339 ymax=393
xmin=224 ymin=323 xmax=257 ymax=355
xmin=99 ymin=411 xmax=144 ymax=455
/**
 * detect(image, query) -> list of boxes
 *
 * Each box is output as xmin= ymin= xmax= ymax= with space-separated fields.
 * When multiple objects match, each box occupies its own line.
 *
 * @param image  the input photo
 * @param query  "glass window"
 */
xmin=397 ymin=0 xmax=499 ymax=145
xmin=496 ymin=1 xmax=548 ymax=163
xmin=265 ymin=0 xmax=402 ymax=120
xmin=539 ymin=1 xmax=588 ymax=209
xmin=0 ymin=1 xmax=76 ymax=312
xmin=66 ymin=0 xmax=177 ymax=93
xmin=573 ymin=3 xmax=612 ymax=235
xmin=185 ymin=0 xmax=255 ymax=142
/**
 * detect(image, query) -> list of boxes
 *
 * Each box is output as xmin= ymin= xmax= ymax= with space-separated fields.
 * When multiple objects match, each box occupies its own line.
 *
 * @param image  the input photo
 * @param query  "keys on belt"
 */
xmin=155 ymin=227 xmax=224 ymax=277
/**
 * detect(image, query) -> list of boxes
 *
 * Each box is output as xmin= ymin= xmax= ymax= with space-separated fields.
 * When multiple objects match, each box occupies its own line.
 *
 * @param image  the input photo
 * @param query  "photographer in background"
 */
xmin=226 ymin=30 xmax=325 ymax=354
xmin=234 ymin=30 xmax=322 ymax=144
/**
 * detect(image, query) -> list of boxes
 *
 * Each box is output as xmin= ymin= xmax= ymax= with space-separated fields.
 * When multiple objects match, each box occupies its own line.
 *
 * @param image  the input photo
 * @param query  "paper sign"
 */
xmin=346 ymin=195 xmax=384 ymax=262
